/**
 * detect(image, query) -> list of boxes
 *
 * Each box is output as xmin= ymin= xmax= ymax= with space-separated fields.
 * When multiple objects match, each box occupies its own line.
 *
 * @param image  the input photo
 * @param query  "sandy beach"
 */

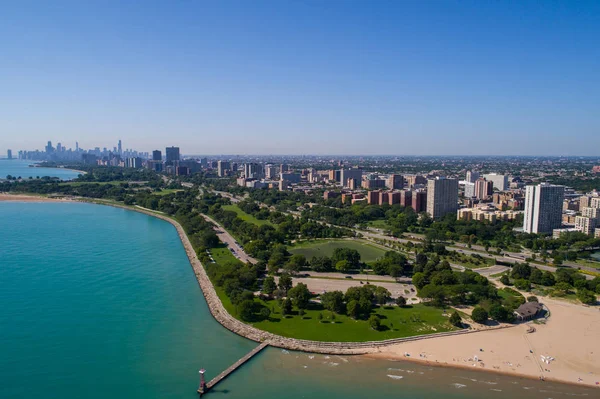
xmin=370 ymin=297 xmax=600 ymax=388
xmin=0 ymin=193 xmax=71 ymax=202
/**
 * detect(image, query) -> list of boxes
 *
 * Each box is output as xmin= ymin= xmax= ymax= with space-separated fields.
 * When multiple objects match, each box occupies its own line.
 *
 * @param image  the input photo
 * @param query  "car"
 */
xmin=345 ymin=275 xmax=353 ymax=279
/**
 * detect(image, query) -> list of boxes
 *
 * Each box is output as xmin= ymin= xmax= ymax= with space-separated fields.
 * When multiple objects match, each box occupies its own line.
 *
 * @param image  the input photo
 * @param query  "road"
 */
xmin=202 ymin=188 xmax=597 ymax=278
xmin=200 ymin=213 xmax=257 ymax=264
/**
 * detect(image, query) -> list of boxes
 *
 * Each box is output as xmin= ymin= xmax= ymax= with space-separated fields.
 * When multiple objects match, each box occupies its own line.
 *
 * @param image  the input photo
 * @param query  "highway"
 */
xmin=200 ymin=213 xmax=257 ymax=264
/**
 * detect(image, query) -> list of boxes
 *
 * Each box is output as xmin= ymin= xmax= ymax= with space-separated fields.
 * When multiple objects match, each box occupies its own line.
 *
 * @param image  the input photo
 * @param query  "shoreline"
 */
xmin=2 ymin=193 xmax=599 ymax=389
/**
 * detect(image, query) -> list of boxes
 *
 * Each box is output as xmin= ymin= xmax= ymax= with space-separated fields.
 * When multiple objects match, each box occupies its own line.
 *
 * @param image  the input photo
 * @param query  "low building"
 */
xmin=553 ymin=227 xmax=579 ymax=239
xmin=457 ymin=206 xmax=522 ymax=223
xmin=596 ymin=228 xmax=600 ymax=238
xmin=323 ymin=191 xmax=340 ymax=200
xmin=514 ymin=302 xmax=544 ymax=322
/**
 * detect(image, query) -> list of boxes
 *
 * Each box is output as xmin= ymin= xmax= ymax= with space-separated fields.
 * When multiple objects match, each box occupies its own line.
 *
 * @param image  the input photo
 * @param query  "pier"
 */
xmin=198 ymin=341 xmax=269 ymax=395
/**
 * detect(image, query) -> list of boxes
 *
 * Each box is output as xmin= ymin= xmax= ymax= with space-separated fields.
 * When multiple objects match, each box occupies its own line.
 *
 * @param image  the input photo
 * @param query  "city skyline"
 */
xmin=1 ymin=1 xmax=599 ymax=155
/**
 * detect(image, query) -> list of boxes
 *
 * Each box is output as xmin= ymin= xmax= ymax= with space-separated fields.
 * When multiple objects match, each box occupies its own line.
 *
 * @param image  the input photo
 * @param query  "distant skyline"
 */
xmin=1 ymin=1 xmax=599 ymax=156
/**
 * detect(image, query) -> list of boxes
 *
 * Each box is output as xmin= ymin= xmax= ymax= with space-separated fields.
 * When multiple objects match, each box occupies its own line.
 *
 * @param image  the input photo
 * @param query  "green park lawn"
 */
xmin=222 ymin=204 xmax=274 ymax=226
xmin=574 ymin=258 xmax=600 ymax=270
xmin=251 ymin=302 xmax=455 ymax=342
xmin=367 ymin=220 xmax=392 ymax=230
xmin=208 ymin=244 xmax=455 ymax=342
xmin=289 ymin=239 xmax=387 ymax=264
xmin=60 ymin=181 xmax=125 ymax=187
xmin=153 ymin=188 xmax=183 ymax=196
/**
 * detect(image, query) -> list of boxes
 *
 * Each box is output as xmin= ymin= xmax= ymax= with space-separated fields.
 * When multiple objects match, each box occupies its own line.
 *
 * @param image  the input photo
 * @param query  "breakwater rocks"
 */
xmin=108 ymin=203 xmax=492 ymax=355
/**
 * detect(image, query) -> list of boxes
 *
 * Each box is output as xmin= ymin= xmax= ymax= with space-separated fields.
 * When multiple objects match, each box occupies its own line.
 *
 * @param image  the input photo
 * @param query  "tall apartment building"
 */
xmin=523 ymin=183 xmax=565 ymax=234
xmin=217 ymin=160 xmax=230 ymax=177
xmin=465 ymin=171 xmax=480 ymax=183
xmin=243 ymin=163 xmax=264 ymax=179
xmin=582 ymin=207 xmax=600 ymax=220
xmin=575 ymin=216 xmax=597 ymax=235
xmin=367 ymin=191 xmax=379 ymax=205
xmin=412 ymin=191 xmax=427 ymax=213
xmin=388 ymin=192 xmax=401 ymax=205
xmin=426 ymin=177 xmax=459 ymax=219
xmin=475 ymin=178 xmax=493 ymax=200
xmin=265 ymin=164 xmax=278 ymax=180
xmin=405 ymin=175 xmax=427 ymax=188
xmin=386 ymin=174 xmax=404 ymax=190
xmin=165 ymin=146 xmax=180 ymax=165
xmin=339 ymin=169 xmax=363 ymax=188
xmin=7 ymin=149 xmax=12 ymax=160
xmin=464 ymin=182 xmax=475 ymax=198
xmin=483 ymin=173 xmax=509 ymax=191
xmin=152 ymin=150 xmax=162 ymax=161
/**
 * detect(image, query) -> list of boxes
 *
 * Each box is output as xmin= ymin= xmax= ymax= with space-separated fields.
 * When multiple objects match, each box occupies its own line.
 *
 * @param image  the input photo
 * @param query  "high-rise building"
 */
xmin=412 ymin=191 xmax=427 ymax=213
xmin=367 ymin=190 xmax=380 ymax=205
xmin=217 ymin=160 xmax=230 ymax=177
xmin=575 ymin=216 xmax=597 ymax=235
xmin=118 ymin=140 xmax=122 ymax=156
xmin=426 ymin=177 xmax=459 ymax=219
xmin=464 ymin=182 xmax=475 ymax=198
xmin=388 ymin=192 xmax=401 ymax=205
xmin=386 ymin=174 xmax=404 ymax=190
xmin=405 ymin=175 xmax=427 ymax=188
xmin=465 ymin=171 xmax=480 ymax=183
xmin=339 ymin=169 xmax=363 ymax=188
xmin=474 ymin=178 xmax=493 ymax=200
xmin=483 ymin=173 xmax=509 ymax=191
xmin=165 ymin=147 xmax=180 ymax=165
xmin=7 ymin=150 xmax=12 ymax=160
xmin=152 ymin=150 xmax=162 ymax=161
xmin=46 ymin=141 xmax=53 ymax=153
xmin=523 ymin=183 xmax=565 ymax=234
xmin=244 ymin=163 xmax=264 ymax=179
xmin=75 ymin=142 xmax=79 ymax=152
xmin=400 ymin=190 xmax=412 ymax=207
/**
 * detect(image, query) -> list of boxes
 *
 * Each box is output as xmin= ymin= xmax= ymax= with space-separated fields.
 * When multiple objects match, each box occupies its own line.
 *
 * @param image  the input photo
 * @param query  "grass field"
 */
xmin=210 ymin=245 xmax=243 ymax=266
xmin=153 ymin=189 xmax=183 ymax=196
xmin=574 ymin=258 xmax=600 ymax=270
xmin=367 ymin=220 xmax=392 ymax=230
xmin=207 ymin=240 xmax=455 ymax=341
xmin=222 ymin=204 xmax=274 ymax=226
xmin=289 ymin=239 xmax=387 ymax=263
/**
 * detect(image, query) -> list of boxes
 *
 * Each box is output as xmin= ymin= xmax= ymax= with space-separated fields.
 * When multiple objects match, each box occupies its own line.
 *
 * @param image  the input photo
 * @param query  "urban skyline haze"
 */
xmin=1 ymin=1 xmax=599 ymax=155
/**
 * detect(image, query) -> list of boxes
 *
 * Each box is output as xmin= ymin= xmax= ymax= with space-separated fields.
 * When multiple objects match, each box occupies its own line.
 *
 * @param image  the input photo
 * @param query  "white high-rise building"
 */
xmin=464 ymin=182 xmax=475 ymax=198
xmin=426 ymin=177 xmax=459 ymax=219
xmin=575 ymin=216 xmax=597 ymax=235
xmin=523 ymin=183 xmax=565 ymax=234
xmin=483 ymin=173 xmax=509 ymax=191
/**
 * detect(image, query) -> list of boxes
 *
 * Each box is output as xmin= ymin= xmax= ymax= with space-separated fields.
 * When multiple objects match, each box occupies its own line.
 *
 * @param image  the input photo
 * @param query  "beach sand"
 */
xmin=370 ymin=297 xmax=600 ymax=388
xmin=0 ymin=193 xmax=69 ymax=202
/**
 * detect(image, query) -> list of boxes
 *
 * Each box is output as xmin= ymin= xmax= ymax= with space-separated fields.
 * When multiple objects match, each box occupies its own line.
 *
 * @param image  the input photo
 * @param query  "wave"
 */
xmin=387 ymin=375 xmax=404 ymax=380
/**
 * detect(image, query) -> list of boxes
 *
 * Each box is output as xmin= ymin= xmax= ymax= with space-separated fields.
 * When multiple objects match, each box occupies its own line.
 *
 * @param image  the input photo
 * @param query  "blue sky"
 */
xmin=1 ymin=0 xmax=598 ymax=155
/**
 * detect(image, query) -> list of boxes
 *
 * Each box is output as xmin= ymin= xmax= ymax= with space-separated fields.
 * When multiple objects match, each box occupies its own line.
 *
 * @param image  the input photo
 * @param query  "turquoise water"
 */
xmin=591 ymin=251 xmax=600 ymax=261
xmin=0 ymin=203 xmax=595 ymax=399
xmin=0 ymin=159 xmax=81 ymax=180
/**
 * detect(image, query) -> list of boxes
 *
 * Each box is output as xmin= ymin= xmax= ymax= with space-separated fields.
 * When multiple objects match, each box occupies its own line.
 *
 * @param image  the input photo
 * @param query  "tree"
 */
xmin=284 ymin=254 xmax=306 ymax=274
xmin=335 ymin=259 xmax=352 ymax=273
xmin=500 ymin=274 xmax=510 ymax=285
xmin=395 ymin=296 xmax=407 ymax=307
xmin=259 ymin=307 xmax=271 ymax=319
xmin=310 ymin=256 xmax=333 ymax=272
xmin=514 ymin=279 xmax=531 ymax=291
xmin=412 ymin=272 xmax=427 ymax=289
xmin=577 ymin=289 xmax=597 ymax=305
xmin=368 ymin=315 xmax=381 ymax=331
xmin=288 ymin=283 xmax=311 ymax=309
xmin=321 ymin=291 xmax=345 ymax=314
xmin=332 ymin=247 xmax=361 ymax=268
xmin=553 ymin=281 xmax=572 ymax=295
xmin=527 ymin=296 xmax=539 ymax=302
xmin=471 ymin=306 xmax=488 ymax=324
xmin=374 ymin=286 xmax=391 ymax=305
xmin=347 ymin=300 xmax=360 ymax=319
xmin=278 ymin=274 xmax=293 ymax=293
xmin=317 ymin=312 xmax=324 ymax=322
xmin=281 ymin=298 xmax=292 ymax=316
xmin=262 ymin=276 xmax=277 ymax=296
xmin=449 ymin=311 xmax=462 ymax=327
xmin=237 ymin=300 xmax=256 ymax=322
xmin=489 ymin=304 xmax=511 ymax=322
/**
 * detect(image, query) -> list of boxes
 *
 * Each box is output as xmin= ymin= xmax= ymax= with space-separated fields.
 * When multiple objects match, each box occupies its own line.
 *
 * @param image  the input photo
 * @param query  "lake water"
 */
xmin=591 ymin=252 xmax=600 ymax=261
xmin=0 ymin=159 xmax=81 ymax=180
xmin=0 ymin=202 xmax=595 ymax=399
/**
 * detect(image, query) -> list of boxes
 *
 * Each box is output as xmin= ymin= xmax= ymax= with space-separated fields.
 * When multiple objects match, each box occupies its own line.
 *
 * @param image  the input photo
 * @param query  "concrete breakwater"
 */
xmin=99 ymin=202 xmax=498 ymax=355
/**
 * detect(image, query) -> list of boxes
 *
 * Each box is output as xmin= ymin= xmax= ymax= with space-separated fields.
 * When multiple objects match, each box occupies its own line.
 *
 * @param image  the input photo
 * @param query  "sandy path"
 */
xmin=0 ymin=193 xmax=69 ymax=202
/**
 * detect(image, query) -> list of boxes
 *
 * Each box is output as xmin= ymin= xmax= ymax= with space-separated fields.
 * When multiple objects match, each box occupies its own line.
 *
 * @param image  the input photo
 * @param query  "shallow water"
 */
xmin=0 ymin=202 xmax=596 ymax=398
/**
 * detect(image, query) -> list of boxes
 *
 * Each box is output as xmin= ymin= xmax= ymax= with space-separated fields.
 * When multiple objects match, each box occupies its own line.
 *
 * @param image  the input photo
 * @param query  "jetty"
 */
xmin=198 ymin=341 xmax=269 ymax=395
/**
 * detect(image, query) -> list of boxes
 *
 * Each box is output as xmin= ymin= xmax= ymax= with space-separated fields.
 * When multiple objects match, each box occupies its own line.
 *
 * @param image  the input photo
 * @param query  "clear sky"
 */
xmin=1 ymin=0 xmax=599 ymax=156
